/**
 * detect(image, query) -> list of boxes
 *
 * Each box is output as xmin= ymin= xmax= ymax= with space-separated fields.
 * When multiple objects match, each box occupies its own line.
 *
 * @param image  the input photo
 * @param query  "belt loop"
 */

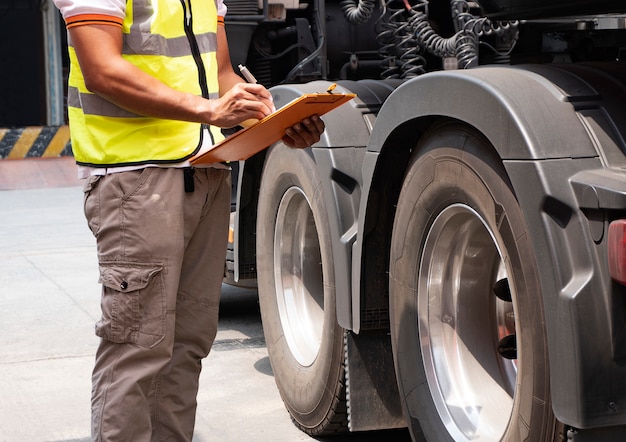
xmin=184 ymin=167 xmax=195 ymax=193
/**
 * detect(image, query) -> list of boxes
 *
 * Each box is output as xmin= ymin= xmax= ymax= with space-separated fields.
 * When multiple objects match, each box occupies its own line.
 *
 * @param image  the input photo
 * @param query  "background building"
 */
xmin=0 ymin=0 xmax=70 ymax=159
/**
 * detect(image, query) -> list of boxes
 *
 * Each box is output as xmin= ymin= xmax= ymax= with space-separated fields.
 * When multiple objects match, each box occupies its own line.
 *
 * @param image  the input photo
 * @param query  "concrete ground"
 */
xmin=0 ymin=160 xmax=411 ymax=442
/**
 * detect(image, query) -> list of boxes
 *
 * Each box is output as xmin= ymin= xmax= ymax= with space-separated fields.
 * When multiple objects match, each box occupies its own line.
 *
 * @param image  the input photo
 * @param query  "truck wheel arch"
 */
xmin=366 ymin=65 xmax=598 ymax=161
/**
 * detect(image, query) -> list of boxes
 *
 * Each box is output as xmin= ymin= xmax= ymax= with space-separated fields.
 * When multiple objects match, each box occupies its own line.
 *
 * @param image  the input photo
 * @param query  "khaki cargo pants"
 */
xmin=83 ymin=167 xmax=231 ymax=441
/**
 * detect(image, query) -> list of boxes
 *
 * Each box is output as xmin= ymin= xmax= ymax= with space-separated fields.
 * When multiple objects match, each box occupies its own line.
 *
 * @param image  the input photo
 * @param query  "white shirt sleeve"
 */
xmin=217 ymin=0 xmax=227 ymax=18
xmin=52 ymin=0 xmax=126 ymax=21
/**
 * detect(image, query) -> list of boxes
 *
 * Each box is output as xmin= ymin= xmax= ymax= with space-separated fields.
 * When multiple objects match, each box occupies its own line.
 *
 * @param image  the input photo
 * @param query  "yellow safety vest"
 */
xmin=66 ymin=0 xmax=224 ymax=167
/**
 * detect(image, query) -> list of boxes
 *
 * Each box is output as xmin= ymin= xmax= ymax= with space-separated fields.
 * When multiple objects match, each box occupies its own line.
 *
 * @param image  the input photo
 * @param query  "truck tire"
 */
xmin=256 ymin=144 xmax=348 ymax=435
xmin=389 ymin=123 xmax=561 ymax=441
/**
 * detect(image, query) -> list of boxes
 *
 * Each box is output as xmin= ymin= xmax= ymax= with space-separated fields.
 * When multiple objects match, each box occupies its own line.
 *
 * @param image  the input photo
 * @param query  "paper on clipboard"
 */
xmin=191 ymin=92 xmax=356 ymax=165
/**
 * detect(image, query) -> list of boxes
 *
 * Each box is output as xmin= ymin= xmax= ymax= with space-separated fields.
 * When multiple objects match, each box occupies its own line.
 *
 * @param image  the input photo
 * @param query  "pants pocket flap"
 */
xmin=99 ymin=261 xmax=163 ymax=292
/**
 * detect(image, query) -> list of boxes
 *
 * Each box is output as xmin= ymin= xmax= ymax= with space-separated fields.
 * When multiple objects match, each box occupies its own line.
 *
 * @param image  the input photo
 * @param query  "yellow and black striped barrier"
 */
xmin=0 ymin=126 xmax=72 ymax=159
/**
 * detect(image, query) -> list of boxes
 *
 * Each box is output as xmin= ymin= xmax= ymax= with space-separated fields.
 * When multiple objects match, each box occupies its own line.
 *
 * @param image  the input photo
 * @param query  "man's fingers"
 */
xmin=282 ymin=126 xmax=304 ymax=147
xmin=225 ymin=83 xmax=274 ymax=122
xmin=285 ymin=123 xmax=312 ymax=146
xmin=283 ymin=115 xmax=325 ymax=148
xmin=306 ymin=115 xmax=325 ymax=132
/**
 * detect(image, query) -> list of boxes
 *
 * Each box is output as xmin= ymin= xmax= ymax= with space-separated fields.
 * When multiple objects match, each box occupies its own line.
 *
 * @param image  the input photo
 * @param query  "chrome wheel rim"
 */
xmin=418 ymin=204 xmax=518 ymax=441
xmin=273 ymin=186 xmax=324 ymax=366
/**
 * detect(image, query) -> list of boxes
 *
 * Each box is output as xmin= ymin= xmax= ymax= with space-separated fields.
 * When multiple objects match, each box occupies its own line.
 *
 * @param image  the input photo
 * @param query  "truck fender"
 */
xmin=367 ymin=65 xmax=598 ymax=160
xmin=267 ymin=80 xmax=397 ymax=333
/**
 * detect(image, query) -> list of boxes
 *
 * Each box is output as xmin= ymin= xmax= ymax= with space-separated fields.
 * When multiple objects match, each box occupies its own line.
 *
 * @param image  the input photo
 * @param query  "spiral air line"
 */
xmin=376 ymin=2 xmax=410 ymax=78
xmin=340 ymin=0 xmax=377 ymax=25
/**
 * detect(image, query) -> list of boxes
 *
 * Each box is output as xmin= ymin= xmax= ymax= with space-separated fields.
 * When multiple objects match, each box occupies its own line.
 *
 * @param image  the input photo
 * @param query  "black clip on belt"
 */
xmin=184 ymin=167 xmax=195 ymax=193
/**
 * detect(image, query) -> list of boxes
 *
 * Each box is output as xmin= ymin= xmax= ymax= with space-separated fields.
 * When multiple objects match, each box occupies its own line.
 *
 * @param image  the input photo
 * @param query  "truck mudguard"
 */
xmin=267 ymin=80 xmax=397 ymax=333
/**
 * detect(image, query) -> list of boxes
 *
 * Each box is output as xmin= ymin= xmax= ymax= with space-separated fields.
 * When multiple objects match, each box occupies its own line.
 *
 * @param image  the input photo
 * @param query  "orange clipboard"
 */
xmin=191 ymin=92 xmax=356 ymax=164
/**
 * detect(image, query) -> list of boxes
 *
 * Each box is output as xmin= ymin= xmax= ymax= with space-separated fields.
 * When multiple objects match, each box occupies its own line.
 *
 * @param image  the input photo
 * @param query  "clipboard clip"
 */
xmin=326 ymin=83 xmax=337 ymax=94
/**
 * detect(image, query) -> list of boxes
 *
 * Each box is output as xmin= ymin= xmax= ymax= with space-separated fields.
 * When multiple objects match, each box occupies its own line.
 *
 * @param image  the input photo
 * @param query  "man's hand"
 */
xmin=282 ymin=115 xmax=326 ymax=149
xmin=206 ymin=82 xmax=275 ymax=128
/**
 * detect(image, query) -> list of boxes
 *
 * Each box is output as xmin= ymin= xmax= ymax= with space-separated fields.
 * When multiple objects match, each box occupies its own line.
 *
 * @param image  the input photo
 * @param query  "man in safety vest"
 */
xmin=53 ymin=0 xmax=325 ymax=440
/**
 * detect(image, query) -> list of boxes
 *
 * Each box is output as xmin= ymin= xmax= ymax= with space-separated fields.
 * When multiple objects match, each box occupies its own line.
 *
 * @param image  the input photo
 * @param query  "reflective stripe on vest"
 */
xmin=67 ymin=0 xmax=224 ymax=167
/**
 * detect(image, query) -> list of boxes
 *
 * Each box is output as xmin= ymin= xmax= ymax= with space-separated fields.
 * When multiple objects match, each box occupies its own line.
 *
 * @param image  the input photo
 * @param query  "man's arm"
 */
xmin=68 ymin=23 xmax=275 ymax=128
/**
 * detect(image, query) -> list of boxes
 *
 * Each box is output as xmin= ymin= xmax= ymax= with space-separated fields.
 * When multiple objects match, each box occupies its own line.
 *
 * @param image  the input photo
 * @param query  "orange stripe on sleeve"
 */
xmin=65 ymin=14 xmax=124 ymax=29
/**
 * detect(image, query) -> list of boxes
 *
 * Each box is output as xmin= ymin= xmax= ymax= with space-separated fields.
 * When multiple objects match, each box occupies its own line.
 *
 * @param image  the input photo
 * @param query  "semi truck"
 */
xmin=222 ymin=0 xmax=626 ymax=440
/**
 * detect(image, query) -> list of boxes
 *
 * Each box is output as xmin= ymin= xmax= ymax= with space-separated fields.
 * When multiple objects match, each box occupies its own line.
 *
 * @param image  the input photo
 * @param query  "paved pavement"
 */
xmin=0 ymin=177 xmax=411 ymax=441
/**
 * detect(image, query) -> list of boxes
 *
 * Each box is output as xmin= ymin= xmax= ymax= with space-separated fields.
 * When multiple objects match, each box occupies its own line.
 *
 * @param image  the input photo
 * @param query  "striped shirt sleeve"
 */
xmin=52 ymin=0 xmax=125 ymax=28
xmin=54 ymin=0 xmax=228 ymax=28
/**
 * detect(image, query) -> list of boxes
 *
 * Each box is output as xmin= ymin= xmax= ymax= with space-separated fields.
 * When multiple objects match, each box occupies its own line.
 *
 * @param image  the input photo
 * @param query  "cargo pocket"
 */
xmin=96 ymin=261 xmax=166 ymax=349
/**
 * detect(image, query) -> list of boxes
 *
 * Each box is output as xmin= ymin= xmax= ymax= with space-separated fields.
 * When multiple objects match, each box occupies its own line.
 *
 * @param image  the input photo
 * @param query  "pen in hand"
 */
xmin=237 ymin=64 xmax=274 ymax=125
xmin=239 ymin=64 xmax=276 ymax=114
xmin=238 ymin=64 xmax=257 ymax=84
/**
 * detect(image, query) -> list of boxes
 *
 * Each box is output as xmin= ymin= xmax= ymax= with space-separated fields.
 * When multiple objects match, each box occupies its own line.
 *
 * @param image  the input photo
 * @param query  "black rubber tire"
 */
xmin=256 ymin=143 xmax=348 ymax=435
xmin=389 ymin=122 xmax=560 ymax=442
